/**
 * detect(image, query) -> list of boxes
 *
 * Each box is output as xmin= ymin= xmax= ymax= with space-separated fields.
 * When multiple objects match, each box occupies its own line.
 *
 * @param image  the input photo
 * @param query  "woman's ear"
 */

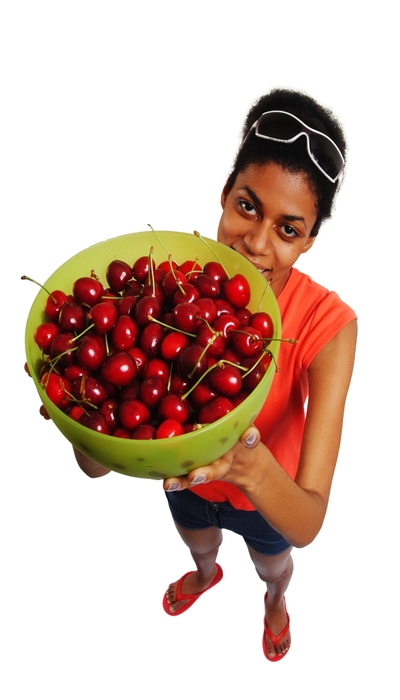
xmin=220 ymin=181 xmax=230 ymax=209
xmin=302 ymin=236 xmax=316 ymax=254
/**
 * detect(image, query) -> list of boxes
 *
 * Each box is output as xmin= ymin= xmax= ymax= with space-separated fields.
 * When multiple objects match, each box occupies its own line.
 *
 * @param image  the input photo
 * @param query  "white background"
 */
xmin=2 ymin=1 xmax=398 ymax=698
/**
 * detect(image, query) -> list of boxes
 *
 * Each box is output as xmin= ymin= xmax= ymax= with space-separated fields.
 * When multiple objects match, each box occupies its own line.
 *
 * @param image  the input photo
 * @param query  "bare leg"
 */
xmin=73 ymin=446 xmax=111 ymax=478
xmin=165 ymin=522 xmax=223 ymax=614
xmin=246 ymin=544 xmax=293 ymax=659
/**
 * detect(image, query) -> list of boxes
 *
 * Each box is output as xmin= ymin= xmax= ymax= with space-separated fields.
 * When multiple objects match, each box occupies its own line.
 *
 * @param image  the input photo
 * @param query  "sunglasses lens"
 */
xmin=256 ymin=112 xmax=301 ymax=140
xmin=308 ymin=134 xmax=343 ymax=181
xmin=255 ymin=112 xmax=344 ymax=181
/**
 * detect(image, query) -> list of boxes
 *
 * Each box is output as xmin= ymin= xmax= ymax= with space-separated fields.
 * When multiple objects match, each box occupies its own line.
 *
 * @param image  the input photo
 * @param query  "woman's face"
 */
xmin=217 ymin=162 xmax=318 ymax=297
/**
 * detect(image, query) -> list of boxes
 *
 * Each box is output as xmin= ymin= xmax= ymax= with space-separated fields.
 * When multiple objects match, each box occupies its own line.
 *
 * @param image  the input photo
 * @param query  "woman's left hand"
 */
xmin=163 ymin=425 xmax=261 ymax=492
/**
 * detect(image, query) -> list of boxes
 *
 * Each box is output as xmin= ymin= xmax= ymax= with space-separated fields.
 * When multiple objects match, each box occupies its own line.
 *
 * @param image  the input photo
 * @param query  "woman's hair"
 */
xmin=226 ymin=89 xmax=347 ymax=236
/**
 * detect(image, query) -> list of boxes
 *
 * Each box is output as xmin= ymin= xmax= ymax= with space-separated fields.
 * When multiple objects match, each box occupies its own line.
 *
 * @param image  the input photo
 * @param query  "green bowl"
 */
xmin=25 ymin=231 xmax=281 ymax=479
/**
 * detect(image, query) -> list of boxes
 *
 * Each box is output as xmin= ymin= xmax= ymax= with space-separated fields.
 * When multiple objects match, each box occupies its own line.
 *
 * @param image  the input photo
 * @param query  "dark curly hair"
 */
xmin=225 ymin=89 xmax=347 ymax=236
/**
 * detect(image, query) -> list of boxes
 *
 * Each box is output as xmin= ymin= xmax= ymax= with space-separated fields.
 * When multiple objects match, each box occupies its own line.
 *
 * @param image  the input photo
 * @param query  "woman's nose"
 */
xmin=243 ymin=225 xmax=272 ymax=256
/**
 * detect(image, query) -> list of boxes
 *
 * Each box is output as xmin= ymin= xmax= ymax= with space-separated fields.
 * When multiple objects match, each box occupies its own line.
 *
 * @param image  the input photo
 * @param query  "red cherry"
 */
xmin=116 ymin=294 xmax=138 ymax=317
xmin=106 ymin=259 xmax=133 ymax=292
xmin=44 ymin=290 xmax=69 ymax=322
xmin=68 ymin=405 xmax=86 ymax=422
xmin=111 ymin=315 xmax=139 ymax=350
xmin=158 ymin=394 xmax=190 ymax=424
xmin=189 ymin=379 xmax=217 ymax=408
xmin=198 ymin=396 xmax=234 ymax=423
xmin=73 ymin=276 xmax=104 ymax=306
xmin=34 ymin=322 xmax=59 ymax=353
xmin=141 ymin=358 xmax=170 ymax=383
xmin=195 ymin=297 xmax=217 ymax=325
xmin=249 ymin=312 xmax=275 ymax=344
xmin=50 ymin=332 xmax=77 ymax=368
xmin=90 ymin=302 xmax=118 ymax=334
xmin=79 ymin=411 xmax=111 ymax=434
xmin=193 ymin=274 xmax=220 ymax=298
xmin=156 ymin=419 xmax=185 ymax=439
xmin=241 ymin=357 xmax=267 ymax=392
xmin=140 ymin=322 xmax=165 ymax=358
xmin=196 ymin=325 xmax=225 ymax=357
xmin=139 ymin=376 xmax=167 ymax=410
xmin=99 ymin=399 xmax=120 ymax=431
xmin=177 ymin=344 xmax=208 ymax=379
xmin=42 ymin=372 xmax=72 ymax=410
xmin=132 ymin=424 xmax=156 ymax=440
xmin=161 ymin=330 xmax=190 ymax=362
xmin=58 ymin=301 xmax=86 ymax=333
xmin=76 ymin=334 xmax=107 ymax=372
xmin=134 ymin=295 xmax=163 ymax=326
xmin=101 ymin=351 xmax=137 ymax=386
xmin=161 ymin=269 xmax=187 ymax=300
xmin=127 ymin=346 xmax=148 ymax=377
xmin=173 ymin=283 xmax=200 ymax=306
xmin=112 ymin=427 xmax=132 ymax=439
xmin=172 ymin=302 xmax=201 ymax=333
xmin=203 ymin=261 xmax=228 ymax=283
xmin=132 ymin=255 xmax=155 ymax=284
xmin=119 ymin=398 xmax=150 ymax=431
xmin=231 ymin=326 xmax=263 ymax=358
xmin=222 ymin=274 xmax=251 ymax=308
xmin=72 ymin=375 xmax=109 ymax=406
xmin=208 ymin=363 xmax=243 ymax=397
xmin=179 ymin=260 xmax=202 ymax=277
xmin=213 ymin=313 xmax=240 ymax=341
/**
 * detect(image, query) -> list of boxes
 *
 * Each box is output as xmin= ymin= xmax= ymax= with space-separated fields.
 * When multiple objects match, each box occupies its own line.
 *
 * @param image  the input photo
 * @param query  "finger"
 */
xmin=24 ymin=362 xmax=32 ymax=377
xmin=163 ymin=475 xmax=190 ymax=492
xmin=240 ymin=425 xmax=261 ymax=449
xmin=39 ymin=405 xmax=51 ymax=420
xmin=164 ymin=468 xmax=211 ymax=492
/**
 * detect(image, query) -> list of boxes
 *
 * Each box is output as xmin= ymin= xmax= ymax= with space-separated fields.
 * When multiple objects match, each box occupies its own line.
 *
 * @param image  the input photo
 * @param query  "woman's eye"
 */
xmin=238 ymin=200 xmax=258 ymax=216
xmin=281 ymin=225 xmax=298 ymax=238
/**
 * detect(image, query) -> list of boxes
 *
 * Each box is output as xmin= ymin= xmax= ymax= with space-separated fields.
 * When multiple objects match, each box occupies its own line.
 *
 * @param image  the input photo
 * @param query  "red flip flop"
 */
xmin=262 ymin=593 xmax=290 ymax=662
xmin=163 ymin=564 xmax=223 ymax=616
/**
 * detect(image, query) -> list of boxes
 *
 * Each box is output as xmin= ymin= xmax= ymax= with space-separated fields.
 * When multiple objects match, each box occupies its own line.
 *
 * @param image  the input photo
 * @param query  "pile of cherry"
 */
xmin=27 ymin=248 xmax=277 ymax=440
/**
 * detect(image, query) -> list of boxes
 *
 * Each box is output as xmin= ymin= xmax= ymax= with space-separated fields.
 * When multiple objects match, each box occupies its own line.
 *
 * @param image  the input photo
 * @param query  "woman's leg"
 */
xmin=246 ymin=544 xmax=293 ymax=659
xmin=164 ymin=522 xmax=223 ymax=614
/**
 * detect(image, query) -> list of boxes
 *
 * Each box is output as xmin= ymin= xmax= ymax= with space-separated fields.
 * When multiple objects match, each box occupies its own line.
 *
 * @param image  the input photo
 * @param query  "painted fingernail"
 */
xmin=167 ymin=482 xmax=181 ymax=492
xmin=244 ymin=432 xmax=257 ymax=446
xmin=191 ymin=474 xmax=207 ymax=485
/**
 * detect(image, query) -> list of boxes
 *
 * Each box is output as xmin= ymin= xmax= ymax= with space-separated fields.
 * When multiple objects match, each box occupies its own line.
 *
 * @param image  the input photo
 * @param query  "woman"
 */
xmin=75 ymin=88 xmax=357 ymax=661
xmin=160 ymin=89 xmax=357 ymax=661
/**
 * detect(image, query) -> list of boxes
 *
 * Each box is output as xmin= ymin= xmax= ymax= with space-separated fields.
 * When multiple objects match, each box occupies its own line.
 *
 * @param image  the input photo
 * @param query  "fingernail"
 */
xmin=167 ymin=482 xmax=181 ymax=492
xmin=244 ymin=432 xmax=257 ymax=446
xmin=191 ymin=474 xmax=207 ymax=485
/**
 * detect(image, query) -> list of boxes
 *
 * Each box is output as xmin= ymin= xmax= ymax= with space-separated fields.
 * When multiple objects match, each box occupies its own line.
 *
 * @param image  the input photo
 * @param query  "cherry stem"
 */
xmin=257 ymin=280 xmax=271 ymax=312
xmin=147 ymin=246 xmax=156 ymax=294
xmin=68 ymin=323 xmax=95 ymax=343
xmin=147 ymin=315 xmax=196 ymax=338
xmin=42 ymin=346 xmax=79 ymax=374
xmin=262 ymin=337 xmax=297 ymax=344
xmin=182 ymin=359 xmax=248 ymax=400
xmin=147 ymin=224 xmax=178 ymax=265
xmin=21 ymin=275 xmax=57 ymax=303
xmin=193 ymin=230 xmax=230 ymax=279
xmin=168 ymin=255 xmax=186 ymax=294
xmin=186 ymin=258 xmax=201 ymax=279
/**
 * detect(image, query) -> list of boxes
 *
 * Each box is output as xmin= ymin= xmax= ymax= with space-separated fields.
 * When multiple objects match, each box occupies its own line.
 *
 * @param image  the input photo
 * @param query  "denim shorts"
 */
xmin=166 ymin=488 xmax=290 ymax=557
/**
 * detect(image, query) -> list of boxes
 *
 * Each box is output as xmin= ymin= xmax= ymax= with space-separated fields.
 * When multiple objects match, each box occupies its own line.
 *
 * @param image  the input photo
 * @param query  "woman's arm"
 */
xmin=164 ymin=319 xmax=358 ymax=548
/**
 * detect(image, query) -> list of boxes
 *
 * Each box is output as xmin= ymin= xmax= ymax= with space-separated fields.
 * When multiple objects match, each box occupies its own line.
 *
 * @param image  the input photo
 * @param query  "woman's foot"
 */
xmin=164 ymin=564 xmax=223 ymax=614
xmin=263 ymin=593 xmax=291 ymax=660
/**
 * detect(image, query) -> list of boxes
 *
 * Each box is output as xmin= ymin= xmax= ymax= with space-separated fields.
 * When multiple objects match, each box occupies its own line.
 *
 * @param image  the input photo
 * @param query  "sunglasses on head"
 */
xmin=246 ymin=110 xmax=345 ymax=184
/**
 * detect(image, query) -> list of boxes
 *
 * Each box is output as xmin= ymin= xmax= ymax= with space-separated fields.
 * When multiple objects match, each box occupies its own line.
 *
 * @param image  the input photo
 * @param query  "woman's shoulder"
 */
xmin=279 ymin=268 xmax=356 ymax=318
xmin=278 ymin=268 xmax=357 ymax=369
